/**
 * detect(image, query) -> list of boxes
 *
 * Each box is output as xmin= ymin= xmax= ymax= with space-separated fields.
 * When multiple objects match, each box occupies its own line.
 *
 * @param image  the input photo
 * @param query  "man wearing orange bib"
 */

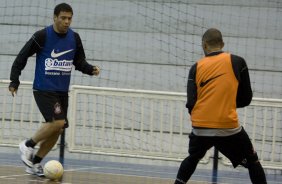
xmin=174 ymin=28 xmax=267 ymax=184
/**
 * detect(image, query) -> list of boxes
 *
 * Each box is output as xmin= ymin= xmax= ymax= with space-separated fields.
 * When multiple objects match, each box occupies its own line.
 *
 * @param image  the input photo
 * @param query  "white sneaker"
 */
xmin=25 ymin=166 xmax=34 ymax=174
xmin=26 ymin=164 xmax=44 ymax=177
xmin=19 ymin=140 xmax=34 ymax=168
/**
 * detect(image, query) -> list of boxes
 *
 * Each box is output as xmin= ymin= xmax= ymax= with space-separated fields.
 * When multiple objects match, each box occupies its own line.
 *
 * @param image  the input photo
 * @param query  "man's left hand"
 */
xmin=92 ymin=66 xmax=100 ymax=76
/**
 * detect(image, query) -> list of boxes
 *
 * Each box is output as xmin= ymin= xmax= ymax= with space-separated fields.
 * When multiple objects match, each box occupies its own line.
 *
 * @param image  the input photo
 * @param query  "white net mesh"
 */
xmin=0 ymin=1 xmax=281 ymax=183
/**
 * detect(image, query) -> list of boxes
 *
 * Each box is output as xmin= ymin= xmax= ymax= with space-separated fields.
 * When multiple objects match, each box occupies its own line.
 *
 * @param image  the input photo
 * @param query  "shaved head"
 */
xmin=202 ymin=28 xmax=223 ymax=47
xmin=202 ymin=28 xmax=224 ymax=55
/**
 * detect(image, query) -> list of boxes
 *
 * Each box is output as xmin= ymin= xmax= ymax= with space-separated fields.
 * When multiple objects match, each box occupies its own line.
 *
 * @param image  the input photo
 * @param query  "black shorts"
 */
xmin=188 ymin=127 xmax=257 ymax=168
xmin=33 ymin=90 xmax=69 ymax=128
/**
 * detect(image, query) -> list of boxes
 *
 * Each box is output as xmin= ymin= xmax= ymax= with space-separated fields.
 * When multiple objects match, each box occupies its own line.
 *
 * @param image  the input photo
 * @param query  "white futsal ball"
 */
xmin=43 ymin=160 xmax=64 ymax=180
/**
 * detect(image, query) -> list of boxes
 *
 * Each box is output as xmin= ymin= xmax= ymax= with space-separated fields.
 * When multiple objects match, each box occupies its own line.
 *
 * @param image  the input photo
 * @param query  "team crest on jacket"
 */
xmin=54 ymin=102 xmax=62 ymax=114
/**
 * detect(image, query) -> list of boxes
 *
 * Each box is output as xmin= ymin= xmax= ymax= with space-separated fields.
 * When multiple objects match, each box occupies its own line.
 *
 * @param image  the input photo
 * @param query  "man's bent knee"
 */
xmin=241 ymin=152 xmax=259 ymax=168
xmin=48 ymin=119 xmax=65 ymax=133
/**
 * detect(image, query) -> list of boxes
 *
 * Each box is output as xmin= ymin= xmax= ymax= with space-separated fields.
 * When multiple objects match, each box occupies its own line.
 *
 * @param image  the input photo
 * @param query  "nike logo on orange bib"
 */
xmin=200 ymin=73 xmax=225 ymax=87
xmin=51 ymin=49 xmax=73 ymax=58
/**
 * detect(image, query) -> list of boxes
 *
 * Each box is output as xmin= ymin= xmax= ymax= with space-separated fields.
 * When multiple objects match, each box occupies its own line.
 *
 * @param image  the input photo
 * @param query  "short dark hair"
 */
xmin=54 ymin=3 xmax=73 ymax=16
xmin=202 ymin=28 xmax=223 ymax=46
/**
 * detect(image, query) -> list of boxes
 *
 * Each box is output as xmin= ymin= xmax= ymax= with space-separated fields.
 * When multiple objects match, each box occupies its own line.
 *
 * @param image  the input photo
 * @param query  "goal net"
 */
xmin=0 ymin=0 xmax=281 ymax=183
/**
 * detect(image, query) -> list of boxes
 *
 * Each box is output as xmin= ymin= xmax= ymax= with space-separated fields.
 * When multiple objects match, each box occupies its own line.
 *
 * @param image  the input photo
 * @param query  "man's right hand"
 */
xmin=9 ymin=86 xmax=17 ymax=97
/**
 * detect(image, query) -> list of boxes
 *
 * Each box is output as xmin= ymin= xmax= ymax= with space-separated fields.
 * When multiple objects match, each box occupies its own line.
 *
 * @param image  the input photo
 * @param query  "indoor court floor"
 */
xmin=0 ymin=165 xmax=213 ymax=184
xmin=0 ymin=166 xmax=175 ymax=184
xmin=0 ymin=150 xmax=281 ymax=184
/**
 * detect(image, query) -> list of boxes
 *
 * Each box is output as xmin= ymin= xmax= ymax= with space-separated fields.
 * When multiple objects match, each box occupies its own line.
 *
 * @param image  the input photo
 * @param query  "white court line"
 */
xmin=63 ymin=166 xmax=246 ymax=184
xmin=64 ymin=165 xmax=209 ymax=181
xmin=64 ymin=165 xmax=177 ymax=179
xmin=64 ymin=166 xmax=101 ymax=172
xmin=66 ymin=169 xmax=215 ymax=184
xmin=0 ymin=173 xmax=30 ymax=179
xmin=0 ymin=174 xmax=71 ymax=184
xmin=66 ymin=167 xmax=175 ymax=181
xmin=0 ymin=164 xmax=29 ymax=179
xmin=52 ymin=166 xmax=176 ymax=184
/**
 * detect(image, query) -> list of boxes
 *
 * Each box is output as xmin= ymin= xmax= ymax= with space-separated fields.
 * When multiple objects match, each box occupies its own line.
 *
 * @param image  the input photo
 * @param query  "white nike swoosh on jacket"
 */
xmin=51 ymin=49 xmax=73 ymax=58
